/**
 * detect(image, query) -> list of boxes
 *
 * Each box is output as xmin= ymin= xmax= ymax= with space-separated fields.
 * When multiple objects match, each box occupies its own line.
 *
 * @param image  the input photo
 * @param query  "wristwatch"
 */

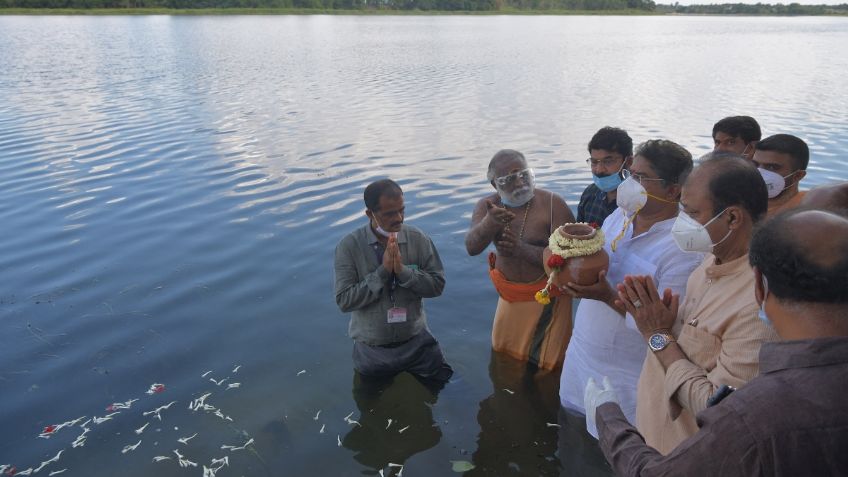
xmin=648 ymin=332 xmax=675 ymax=352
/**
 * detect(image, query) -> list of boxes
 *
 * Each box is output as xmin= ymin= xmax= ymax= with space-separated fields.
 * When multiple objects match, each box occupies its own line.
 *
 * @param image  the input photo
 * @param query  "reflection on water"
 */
xmin=0 ymin=14 xmax=846 ymax=477
xmin=344 ymin=373 xmax=442 ymax=473
xmin=469 ymin=351 xmax=563 ymax=475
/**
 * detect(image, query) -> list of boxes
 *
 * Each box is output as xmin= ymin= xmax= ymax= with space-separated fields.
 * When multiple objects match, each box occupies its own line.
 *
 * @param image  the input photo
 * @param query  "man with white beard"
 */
xmin=465 ymin=149 xmax=576 ymax=370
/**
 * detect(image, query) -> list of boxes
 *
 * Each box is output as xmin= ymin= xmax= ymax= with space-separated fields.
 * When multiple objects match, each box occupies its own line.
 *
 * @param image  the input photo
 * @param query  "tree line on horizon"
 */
xmin=1 ymin=0 xmax=846 ymax=14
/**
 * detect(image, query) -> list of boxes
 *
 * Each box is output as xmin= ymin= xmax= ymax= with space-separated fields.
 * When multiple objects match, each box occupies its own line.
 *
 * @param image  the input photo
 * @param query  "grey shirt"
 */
xmin=334 ymin=223 xmax=445 ymax=346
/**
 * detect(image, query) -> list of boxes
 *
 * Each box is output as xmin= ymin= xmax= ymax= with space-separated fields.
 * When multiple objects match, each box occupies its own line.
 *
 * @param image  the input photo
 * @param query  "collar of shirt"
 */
xmin=704 ymin=252 xmax=750 ymax=280
xmin=759 ymin=337 xmax=848 ymax=374
xmin=365 ymin=223 xmax=408 ymax=246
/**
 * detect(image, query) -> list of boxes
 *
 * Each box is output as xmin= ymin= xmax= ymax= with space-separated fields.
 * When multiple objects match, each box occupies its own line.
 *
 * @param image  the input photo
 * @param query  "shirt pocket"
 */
xmin=677 ymin=324 xmax=721 ymax=371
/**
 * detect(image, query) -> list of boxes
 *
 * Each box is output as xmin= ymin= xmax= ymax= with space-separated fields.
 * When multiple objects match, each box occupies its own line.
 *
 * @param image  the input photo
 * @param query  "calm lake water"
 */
xmin=1 ymin=14 xmax=847 ymax=476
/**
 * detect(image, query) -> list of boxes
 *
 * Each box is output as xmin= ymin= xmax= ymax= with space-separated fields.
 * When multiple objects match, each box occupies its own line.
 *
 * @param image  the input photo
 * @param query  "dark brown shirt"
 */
xmin=596 ymin=337 xmax=848 ymax=477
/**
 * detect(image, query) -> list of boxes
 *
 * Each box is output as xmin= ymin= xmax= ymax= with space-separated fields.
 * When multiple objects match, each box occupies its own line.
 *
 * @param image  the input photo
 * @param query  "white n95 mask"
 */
xmin=671 ymin=208 xmax=731 ymax=253
xmin=758 ymin=168 xmax=793 ymax=199
xmin=616 ymin=177 xmax=647 ymax=214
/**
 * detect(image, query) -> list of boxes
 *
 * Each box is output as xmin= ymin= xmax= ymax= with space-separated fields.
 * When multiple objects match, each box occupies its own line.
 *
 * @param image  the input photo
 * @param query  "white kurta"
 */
xmin=559 ymin=208 xmax=703 ymax=434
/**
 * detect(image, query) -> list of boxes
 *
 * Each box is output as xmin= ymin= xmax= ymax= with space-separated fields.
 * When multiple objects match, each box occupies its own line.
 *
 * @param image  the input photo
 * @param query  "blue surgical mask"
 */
xmin=758 ymin=275 xmax=771 ymax=327
xmin=592 ymin=162 xmax=626 ymax=192
xmin=593 ymin=171 xmax=624 ymax=192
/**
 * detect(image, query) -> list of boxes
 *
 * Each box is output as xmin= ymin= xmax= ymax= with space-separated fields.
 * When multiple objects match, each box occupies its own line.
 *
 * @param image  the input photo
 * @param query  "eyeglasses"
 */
xmin=494 ymin=168 xmax=534 ymax=188
xmin=586 ymin=157 xmax=624 ymax=168
xmin=622 ymin=168 xmax=665 ymax=185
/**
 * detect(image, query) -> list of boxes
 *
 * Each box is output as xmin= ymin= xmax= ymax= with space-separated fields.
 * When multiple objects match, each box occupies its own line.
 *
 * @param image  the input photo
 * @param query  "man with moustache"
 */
xmin=585 ymin=209 xmax=848 ymax=476
xmin=608 ymin=154 xmax=778 ymax=454
xmin=465 ymin=149 xmax=575 ymax=370
xmin=577 ymin=127 xmax=633 ymax=225
xmin=335 ymin=179 xmax=453 ymax=388
xmin=712 ymin=115 xmax=761 ymax=160
xmin=752 ymin=134 xmax=809 ymax=216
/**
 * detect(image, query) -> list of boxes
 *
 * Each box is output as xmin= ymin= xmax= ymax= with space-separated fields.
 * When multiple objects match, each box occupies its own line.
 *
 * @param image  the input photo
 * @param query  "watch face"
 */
xmin=649 ymin=333 xmax=668 ymax=351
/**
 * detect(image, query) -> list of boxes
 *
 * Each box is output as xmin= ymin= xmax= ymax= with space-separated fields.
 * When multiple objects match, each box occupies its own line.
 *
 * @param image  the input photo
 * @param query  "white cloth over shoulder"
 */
xmin=560 ymin=208 xmax=703 ymax=435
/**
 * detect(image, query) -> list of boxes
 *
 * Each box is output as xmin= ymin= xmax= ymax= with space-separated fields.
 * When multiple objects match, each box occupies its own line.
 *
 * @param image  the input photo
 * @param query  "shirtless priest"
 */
xmin=466 ymin=149 xmax=576 ymax=370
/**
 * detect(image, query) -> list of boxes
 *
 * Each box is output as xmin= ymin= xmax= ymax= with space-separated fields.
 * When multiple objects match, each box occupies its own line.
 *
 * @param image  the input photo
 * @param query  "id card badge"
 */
xmin=387 ymin=307 xmax=407 ymax=324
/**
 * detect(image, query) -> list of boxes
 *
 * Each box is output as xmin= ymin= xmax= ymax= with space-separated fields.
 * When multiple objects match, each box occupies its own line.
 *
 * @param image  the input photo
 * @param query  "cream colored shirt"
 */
xmin=635 ymin=253 xmax=779 ymax=455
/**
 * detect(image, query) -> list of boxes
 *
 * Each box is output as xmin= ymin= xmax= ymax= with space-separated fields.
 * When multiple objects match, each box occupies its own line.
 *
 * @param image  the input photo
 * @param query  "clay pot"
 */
xmin=543 ymin=223 xmax=610 ymax=287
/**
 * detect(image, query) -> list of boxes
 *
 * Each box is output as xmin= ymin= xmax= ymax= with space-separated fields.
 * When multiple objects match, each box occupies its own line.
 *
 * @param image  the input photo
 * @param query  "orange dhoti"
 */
xmin=488 ymin=252 xmax=573 ymax=370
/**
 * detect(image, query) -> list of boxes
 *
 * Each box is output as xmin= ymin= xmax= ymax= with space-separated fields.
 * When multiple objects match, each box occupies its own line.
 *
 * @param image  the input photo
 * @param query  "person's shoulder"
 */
xmin=535 ymin=188 xmax=566 ymax=204
xmin=579 ymin=183 xmax=600 ymax=200
xmin=337 ymin=225 xmax=366 ymax=248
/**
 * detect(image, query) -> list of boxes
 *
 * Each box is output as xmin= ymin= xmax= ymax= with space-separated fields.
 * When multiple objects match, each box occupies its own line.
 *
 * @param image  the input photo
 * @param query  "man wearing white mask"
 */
xmin=466 ymin=149 xmax=575 ymax=370
xmin=752 ymin=134 xmax=809 ymax=217
xmin=615 ymin=153 xmax=779 ymax=454
xmin=558 ymin=140 xmax=702 ymax=435
xmin=585 ymin=209 xmax=848 ymax=476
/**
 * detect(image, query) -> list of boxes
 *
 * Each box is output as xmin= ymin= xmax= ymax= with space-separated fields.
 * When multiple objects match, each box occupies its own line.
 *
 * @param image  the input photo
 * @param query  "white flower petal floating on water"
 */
xmin=319 ymin=424 xmax=325 ymax=434
xmin=313 ymin=410 xmax=321 ymax=420
xmin=48 ymin=469 xmax=67 ymax=476
xmin=143 ymin=401 xmax=177 ymax=421
xmin=209 ymin=377 xmax=228 ymax=386
xmin=135 ymin=422 xmax=150 ymax=435
xmin=201 ymin=370 xmax=213 ymax=378
xmin=398 ymin=425 xmax=410 ymax=434
xmin=502 ymin=388 xmax=515 ymax=395
xmin=39 ymin=416 xmax=88 ymax=438
xmin=343 ymin=412 xmax=354 ymax=421
xmin=173 ymin=449 xmax=198 ymax=468
xmin=146 ymin=383 xmax=166 ymax=395
xmin=388 ymin=463 xmax=404 ymax=477
xmin=450 ymin=460 xmax=476 ymax=472
xmin=152 ymin=456 xmax=172 ymax=462
xmin=15 ymin=468 xmax=34 ymax=476
xmin=337 ymin=435 xmax=342 ymax=447
xmin=226 ymin=383 xmax=241 ymax=390
xmin=385 ymin=419 xmax=393 ymax=430
xmin=92 ymin=412 xmax=120 ymax=425
xmin=296 ymin=370 xmax=306 ymax=376
xmin=71 ymin=427 xmax=90 ymax=448
xmin=33 ymin=450 xmax=63 ymax=473
xmin=221 ymin=438 xmax=254 ymax=452
xmin=177 ymin=433 xmax=198 ymax=445
xmin=545 ymin=422 xmax=561 ymax=428
xmin=107 ymin=399 xmax=138 ymax=411
xmin=232 ymin=365 xmax=241 ymax=373
xmin=188 ymin=393 xmax=212 ymax=411
xmin=121 ymin=440 xmax=142 ymax=454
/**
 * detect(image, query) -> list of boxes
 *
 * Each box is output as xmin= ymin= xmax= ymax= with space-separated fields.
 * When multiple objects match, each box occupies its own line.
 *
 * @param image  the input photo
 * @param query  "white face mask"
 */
xmin=371 ymin=214 xmax=397 ymax=239
xmin=758 ymin=168 xmax=795 ymax=199
xmin=671 ymin=208 xmax=732 ymax=253
xmin=616 ymin=176 xmax=647 ymax=214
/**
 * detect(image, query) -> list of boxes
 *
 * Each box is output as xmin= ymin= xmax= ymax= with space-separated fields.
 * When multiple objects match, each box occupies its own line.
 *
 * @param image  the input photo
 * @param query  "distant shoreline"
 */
xmin=1 ymin=7 xmax=846 ymax=15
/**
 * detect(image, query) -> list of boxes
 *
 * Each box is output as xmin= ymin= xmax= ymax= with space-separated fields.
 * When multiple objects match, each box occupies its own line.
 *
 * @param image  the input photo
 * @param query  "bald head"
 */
xmin=689 ymin=154 xmax=768 ymax=222
xmin=487 ymin=149 xmax=527 ymax=182
xmin=750 ymin=209 xmax=848 ymax=304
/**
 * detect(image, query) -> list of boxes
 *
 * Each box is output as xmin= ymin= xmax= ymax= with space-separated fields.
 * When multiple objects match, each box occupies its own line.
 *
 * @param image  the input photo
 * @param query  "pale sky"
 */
xmin=667 ymin=0 xmax=847 ymax=5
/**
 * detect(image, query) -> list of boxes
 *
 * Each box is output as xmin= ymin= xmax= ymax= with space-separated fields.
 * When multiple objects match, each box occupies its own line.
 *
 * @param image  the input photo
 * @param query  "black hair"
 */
xmin=588 ymin=127 xmax=633 ymax=158
xmin=634 ymin=139 xmax=693 ymax=185
xmin=712 ymin=116 xmax=762 ymax=143
xmin=755 ymin=134 xmax=810 ymax=171
xmin=697 ymin=153 xmax=768 ymax=223
xmin=364 ymin=179 xmax=402 ymax=212
xmin=750 ymin=209 xmax=848 ymax=303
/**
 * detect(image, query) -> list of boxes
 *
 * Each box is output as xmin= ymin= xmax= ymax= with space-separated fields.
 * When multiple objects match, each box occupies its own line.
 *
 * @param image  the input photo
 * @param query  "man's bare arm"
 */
xmin=465 ymin=197 xmax=512 ymax=256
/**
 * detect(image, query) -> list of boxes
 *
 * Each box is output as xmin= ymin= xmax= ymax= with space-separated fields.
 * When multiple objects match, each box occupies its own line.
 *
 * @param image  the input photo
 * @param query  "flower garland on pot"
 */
xmin=535 ymin=222 xmax=605 ymax=305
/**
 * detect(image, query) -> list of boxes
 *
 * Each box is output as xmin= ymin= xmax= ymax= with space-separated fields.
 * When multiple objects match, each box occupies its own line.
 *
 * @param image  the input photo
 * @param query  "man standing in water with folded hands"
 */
xmin=335 ymin=179 xmax=453 ymax=390
xmin=465 ymin=149 xmax=575 ymax=370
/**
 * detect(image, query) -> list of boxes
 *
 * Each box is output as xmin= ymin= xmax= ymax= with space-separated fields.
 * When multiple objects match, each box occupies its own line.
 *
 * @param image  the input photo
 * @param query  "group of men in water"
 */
xmin=333 ymin=115 xmax=848 ymax=475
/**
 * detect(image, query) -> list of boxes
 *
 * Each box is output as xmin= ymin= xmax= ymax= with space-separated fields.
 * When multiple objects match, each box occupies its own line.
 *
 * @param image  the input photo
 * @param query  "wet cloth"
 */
xmin=596 ymin=337 xmax=848 ymax=477
xmin=488 ymin=253 xmax=572 ymax=370
xmin=560 ymin=208 xmax=703 ymax=428
xmin=635 ymin=253 xmax=779 ymax=454
xmin=352 ymin=328 xmax=453 ymax=383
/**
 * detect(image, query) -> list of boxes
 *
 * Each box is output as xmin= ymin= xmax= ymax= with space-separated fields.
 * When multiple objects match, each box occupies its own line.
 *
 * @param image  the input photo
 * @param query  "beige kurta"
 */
xmin=635 ymin=253 xmax=779 ymax=455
